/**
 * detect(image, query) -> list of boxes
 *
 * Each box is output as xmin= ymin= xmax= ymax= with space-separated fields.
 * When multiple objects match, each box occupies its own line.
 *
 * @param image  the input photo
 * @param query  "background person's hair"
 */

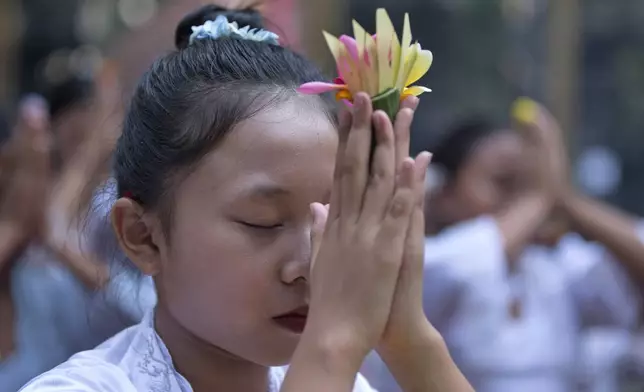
xmin=113 ymin=4 xmax=336 ymax=229
xmin=45 ymin=76 xmax=94 ymax=119
xmin=430 ymin=116 xmax=505 ymax=181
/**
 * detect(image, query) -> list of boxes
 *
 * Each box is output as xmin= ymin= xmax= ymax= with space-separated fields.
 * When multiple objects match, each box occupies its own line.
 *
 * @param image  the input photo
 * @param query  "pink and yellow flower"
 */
xmin=297 ymin=9 xmax=433 ymax=111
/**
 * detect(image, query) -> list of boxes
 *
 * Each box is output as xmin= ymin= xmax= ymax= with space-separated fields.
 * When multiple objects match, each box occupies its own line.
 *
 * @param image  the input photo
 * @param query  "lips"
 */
xmin=272 ymin=306 xmax=309 ymax=334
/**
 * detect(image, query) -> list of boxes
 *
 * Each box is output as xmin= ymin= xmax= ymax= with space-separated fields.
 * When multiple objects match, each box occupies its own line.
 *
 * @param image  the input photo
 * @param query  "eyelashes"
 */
xmin=238 ymin=221 xmax=284 ymax=231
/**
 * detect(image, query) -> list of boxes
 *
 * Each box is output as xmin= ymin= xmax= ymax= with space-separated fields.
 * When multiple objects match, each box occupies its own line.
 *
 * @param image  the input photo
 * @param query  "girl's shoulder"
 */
xmin=20 ymin=314 xmax=187 ymax=392
xmin=19 ymin=354 xmax=136 ymax=392
xmin=20 ymin=314 xmax=378 ymax=392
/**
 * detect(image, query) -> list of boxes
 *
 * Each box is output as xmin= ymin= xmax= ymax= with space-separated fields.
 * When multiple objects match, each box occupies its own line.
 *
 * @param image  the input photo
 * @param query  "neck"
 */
xmin=154 ymin=304 xmax=271 ymax=392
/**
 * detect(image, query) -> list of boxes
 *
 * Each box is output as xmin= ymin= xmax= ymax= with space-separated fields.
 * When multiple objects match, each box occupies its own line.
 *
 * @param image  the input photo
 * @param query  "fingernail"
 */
xmin=360 ymin=93 xmax=371 ymax=109
xmin=354 ymin=94 xmax=363 ymax=110
xmin=20 ymin=94 xmax=49 ymax=129
xmin=376 ymin=111 xmax=387 ymax=127
xmin=409 ymin=96 xmax=420 ymax=110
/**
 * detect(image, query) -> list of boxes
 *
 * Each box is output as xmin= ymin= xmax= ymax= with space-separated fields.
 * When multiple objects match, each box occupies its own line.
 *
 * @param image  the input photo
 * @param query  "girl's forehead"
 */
xmin=183 ymin=102 xmax=337 ymax=199
xmin=224 ymin=101 xmax=337 ymax=166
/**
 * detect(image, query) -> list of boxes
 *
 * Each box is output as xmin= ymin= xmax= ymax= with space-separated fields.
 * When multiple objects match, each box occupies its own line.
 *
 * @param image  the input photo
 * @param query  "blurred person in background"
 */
xmin=420 ymin=102 xmax=643 ymax=392
xmin=0 ymin=59 xmax=153 ymax=391
xmin=364 ymin=102 xmax=644 ymax=392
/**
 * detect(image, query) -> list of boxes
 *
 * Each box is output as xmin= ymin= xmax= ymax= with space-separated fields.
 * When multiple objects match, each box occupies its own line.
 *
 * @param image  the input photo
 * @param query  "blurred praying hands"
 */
xmin=0 ymin=64 xmax=123 ymax=290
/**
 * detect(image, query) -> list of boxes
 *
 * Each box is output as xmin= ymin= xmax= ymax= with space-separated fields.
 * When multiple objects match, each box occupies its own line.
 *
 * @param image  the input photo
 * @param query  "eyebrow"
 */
xmin=239 ymin=183 xmax=291 ymax=200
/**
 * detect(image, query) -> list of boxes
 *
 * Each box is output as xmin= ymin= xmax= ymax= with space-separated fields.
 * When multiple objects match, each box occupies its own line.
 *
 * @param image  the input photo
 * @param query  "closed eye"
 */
xmin=238 ymin=221 xmax=284 ymax=230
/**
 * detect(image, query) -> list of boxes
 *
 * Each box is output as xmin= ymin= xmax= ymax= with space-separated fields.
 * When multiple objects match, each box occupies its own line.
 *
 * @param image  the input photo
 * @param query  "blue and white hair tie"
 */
xmin=189 ymin=15 xmax=280 ymax=46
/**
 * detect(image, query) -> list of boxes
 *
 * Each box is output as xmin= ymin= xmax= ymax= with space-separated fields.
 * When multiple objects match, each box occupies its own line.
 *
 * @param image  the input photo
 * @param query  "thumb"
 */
xmin=309 ymin=202 xmax=329 ymax=273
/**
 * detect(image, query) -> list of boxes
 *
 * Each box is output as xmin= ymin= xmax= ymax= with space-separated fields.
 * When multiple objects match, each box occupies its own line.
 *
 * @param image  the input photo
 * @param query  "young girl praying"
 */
xmin=20 ymin=4 xmax=472 ymax=392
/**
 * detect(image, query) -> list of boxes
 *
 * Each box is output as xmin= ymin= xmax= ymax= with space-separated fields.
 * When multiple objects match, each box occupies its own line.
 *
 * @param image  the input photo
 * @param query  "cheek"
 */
xmin=159 ymin=216 xmax=277 ymax=332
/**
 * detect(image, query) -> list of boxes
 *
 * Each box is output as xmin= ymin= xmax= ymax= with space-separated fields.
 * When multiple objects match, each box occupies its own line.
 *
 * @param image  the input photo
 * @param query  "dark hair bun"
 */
xmin=175 ymin=4 xmax=265 ymax=50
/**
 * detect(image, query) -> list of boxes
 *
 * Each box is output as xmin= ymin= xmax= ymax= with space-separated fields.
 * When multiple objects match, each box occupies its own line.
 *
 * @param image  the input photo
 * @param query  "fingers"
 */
xmin=333 ymin=93 xmax=419 ymax=229
xmin=17 ymin=96 xmax=50 ymax=150
xmin=413 ymin=152 xmax=433 ymax=208
xmin=339 ymin=93 xmax=373 ymax=223
xmin=328 ymin=108 xmax=352 ymax=220
xmin=400 ymin=152 xmax=432 ymax=273
xmin=359 ymin=111 xmax=397 ymax=225
xmin=14 ymin=97 xmax=52 ymax=178
xmin=19 ymin=95 xmax=49 ymax=130
xmin=401 ymin=207 xmax=426 ymax=276
xmin=374 ymin=158 xmax=416 ymax=263
xmin=309 ymin=202 xmax=329 ymax=273
xmin=0 ymin=97 xmax=52 ymax=232
xmin=400 ymin=96 xmax=419 ymax=111
xmin=394 ymin=96 xmax=418 ymax=173
xmin=393 ymin=108 xmax=415 ymax=174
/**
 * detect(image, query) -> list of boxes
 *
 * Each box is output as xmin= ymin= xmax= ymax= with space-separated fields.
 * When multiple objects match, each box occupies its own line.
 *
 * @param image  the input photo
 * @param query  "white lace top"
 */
xmin=19 ymin=312 xmax=377 ymax=392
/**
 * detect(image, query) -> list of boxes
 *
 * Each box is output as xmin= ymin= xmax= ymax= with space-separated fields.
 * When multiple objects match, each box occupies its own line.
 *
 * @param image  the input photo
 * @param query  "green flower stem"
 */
xmin=370 ymin=88 xmax=401 ymax=160
xmin=372 ymin=87 xmax=401 ymax=122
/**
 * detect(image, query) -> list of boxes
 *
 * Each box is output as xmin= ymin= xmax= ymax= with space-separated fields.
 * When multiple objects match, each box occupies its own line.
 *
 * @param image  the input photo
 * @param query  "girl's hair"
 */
xmin=114 ymin=4 xmax=335 ymax=225
xmin=431 ymin=117 xmax=504 ymax=180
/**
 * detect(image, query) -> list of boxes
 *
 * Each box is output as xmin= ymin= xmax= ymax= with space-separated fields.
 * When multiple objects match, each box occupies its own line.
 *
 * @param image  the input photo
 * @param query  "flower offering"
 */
xmin=298 ymin=8 xmax=433 ymax=120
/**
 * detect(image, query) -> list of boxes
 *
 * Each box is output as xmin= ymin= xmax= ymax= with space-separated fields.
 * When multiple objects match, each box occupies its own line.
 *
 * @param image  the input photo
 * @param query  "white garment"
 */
xmin=0 ymin=248 xmax=156 ymax=392
xmin=363 ymin=216 xmax=641 ymax=392
xmin=19 ymin=312 xmax=376 ymax=392
xmin=577 ymin=328 xmax=633 ymax=392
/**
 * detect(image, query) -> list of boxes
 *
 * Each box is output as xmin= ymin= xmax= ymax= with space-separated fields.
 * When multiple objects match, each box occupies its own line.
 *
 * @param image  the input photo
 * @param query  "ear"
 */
xmin=111 ymin=198 xmax=165 ymax=276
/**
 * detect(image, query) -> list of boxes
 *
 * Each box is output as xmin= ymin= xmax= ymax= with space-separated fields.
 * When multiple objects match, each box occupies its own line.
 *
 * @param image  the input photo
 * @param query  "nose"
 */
xmin=279 ymin=227 xmax=312 ymax=285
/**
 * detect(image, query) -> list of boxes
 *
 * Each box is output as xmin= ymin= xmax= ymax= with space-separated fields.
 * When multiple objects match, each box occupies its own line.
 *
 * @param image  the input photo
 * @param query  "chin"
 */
xmin=250 ymin=331 xmax=301 ymax=367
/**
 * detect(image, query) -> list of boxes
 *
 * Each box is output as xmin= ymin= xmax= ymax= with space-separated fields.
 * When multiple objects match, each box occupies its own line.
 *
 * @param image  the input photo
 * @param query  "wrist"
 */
xmin=378 ymin=316 xmax=443 ymax=360
xmin=284 ymin=327 xmax=365 ymax=392
xmin=558 ymin=187 xmax=580 ymax=209
xmin=522 ymin=190 xmax=553 ymax=214
xmin=296 ymin=322 xmax=367 ymax=375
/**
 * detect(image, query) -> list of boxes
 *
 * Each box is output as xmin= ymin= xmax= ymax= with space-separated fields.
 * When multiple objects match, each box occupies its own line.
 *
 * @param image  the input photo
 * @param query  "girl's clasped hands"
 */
xmin=284 ymin=93 xmax=472 ymax=392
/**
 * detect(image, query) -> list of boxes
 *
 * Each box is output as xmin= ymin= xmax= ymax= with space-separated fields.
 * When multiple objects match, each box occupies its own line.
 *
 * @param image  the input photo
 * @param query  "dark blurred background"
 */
xmin=2 ymin=0 xmax=643 ymax=213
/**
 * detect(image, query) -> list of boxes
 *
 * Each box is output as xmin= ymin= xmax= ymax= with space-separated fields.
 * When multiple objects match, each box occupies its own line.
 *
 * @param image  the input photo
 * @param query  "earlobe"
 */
xmin=110 ymin=198 xmax=163 ymax=276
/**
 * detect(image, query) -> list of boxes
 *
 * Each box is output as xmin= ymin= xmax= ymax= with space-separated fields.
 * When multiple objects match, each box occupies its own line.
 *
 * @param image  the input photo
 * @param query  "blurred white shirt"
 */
xmin=0 ymin=183 xmax=157 ymax=392
xmin=363 ymin=216 xmax=641 ymax=392
xmin=20 ymin=311 xmax=377 ymax=392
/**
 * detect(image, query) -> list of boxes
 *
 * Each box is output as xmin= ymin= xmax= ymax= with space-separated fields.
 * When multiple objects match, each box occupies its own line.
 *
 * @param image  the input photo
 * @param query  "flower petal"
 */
xmin=402 ymin=85 xmax=431 ymax=98
xmin=350 ymin=20 xmax=378 ymax=96
xmin=406 ymin=46 xmax=433 ymax=86
xmin=322 ymin=31 xmax=342 ymax=62
xmin=376 ymin=9 xmax=400 ymax=93
xmin=352 ymin=20 xmax=367 ymax=61
xmin=396 ymin=13 xmax=413 ymax=90
xmin=338 ymin=36 xmax=364 ymax=91
xmin=339 ymin=35 xmax=359 ymax=62
xmin=324 ymin=32 xmax=361 ymax=91
xmin=297 ymin=82 xmax=347 ymax=94
xmin=364 ymin=33 xmax=379 ymax=94
xmin=337 ymin=51 xmax=362 ymax=92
